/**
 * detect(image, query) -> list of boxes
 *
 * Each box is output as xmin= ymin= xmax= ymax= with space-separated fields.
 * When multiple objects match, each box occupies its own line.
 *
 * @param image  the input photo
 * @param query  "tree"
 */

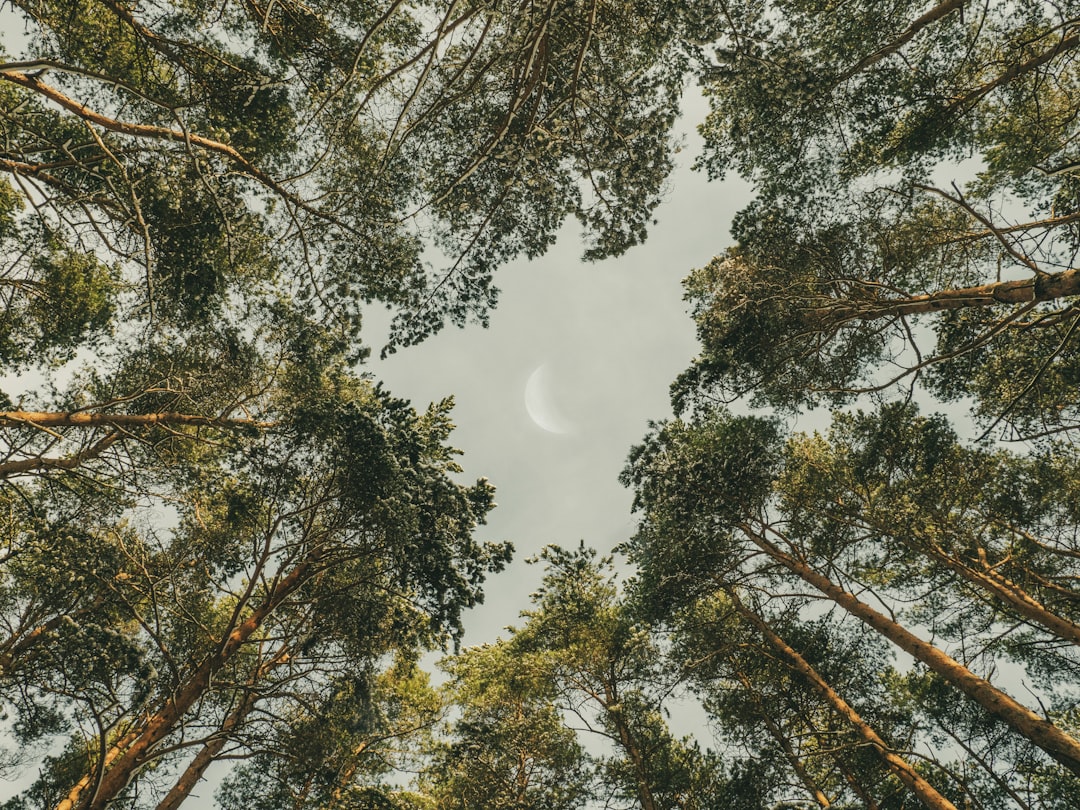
xmin=424 ymin=641 xmax=593 ymax=810
xmin=214 ymin=657 xmax=443 ymax=810
xmin=511 ymin=544 xmax=726 ymax=810
xmin=423 ymin=545 xmax=730 ymax=810
xmin=0 ymin=0 xmax=688 ymax=353
xmin=2 ymin=365 xmax=511 ymax=810
xmin=616 ymin=2 xmax=1080 ymax=806
xmin=0 ymin=0 xmax=698 ymax=536
xmin=0 ymin=2 xmax=699 ymax=801
xmin=675 ymin=0 xmax=1080 ymax=439
xmin=621 ymin=404 xmax=1080 ymax=804
xmin=677 ymin=592 xmax=965 ymax=810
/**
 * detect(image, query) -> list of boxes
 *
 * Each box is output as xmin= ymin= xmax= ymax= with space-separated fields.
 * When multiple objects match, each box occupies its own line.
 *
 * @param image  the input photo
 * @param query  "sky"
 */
xmin=362 ymin=93 xmax=755 ymax=646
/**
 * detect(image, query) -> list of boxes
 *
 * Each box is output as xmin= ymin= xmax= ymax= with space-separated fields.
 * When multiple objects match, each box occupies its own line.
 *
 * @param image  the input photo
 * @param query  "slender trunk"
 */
xmin=602 ymin=680 xmax=659 ymax=810
xmin=326 ymin=740 xmax=370 ymax=809
xmin=154 ymin=690 xmax=259 ymax=810
xmin=726 ymin=590 xmax=959 ymax=810
xmin=731 ymin=668 xmax=832 ymax=807
xmin=939 ymin=723 xmax=1034 ymax=810
xmin=0 ymin=432 xmax=120 ymax=476
xmin=59 ymin=555 xmax=318 ymax=810
xmin=835 ymin=760 xmax=881 ymax=810
xmin=514 ymin=700 xmax=530 ymax=807
xmin=0 ymin=595 xmax=108 ymax=674
xmin=154 ymin=642 xmax=293 ymax=810
xmin=743 ymin=525 xmax=1080 ymax=776
xmin=924 ymin=542 xmax=1080 ymax=647
xmin=824 ymin=267 xmax=1080 ymax=322
xmin=0 ymin=69 xmax=304 ymax=213
xmin=55 ymin=729 xmax=141 ymax=810
xmin=0 ymin=411 xmax=272 ymax=430
xmin=948 ymin=28 xmax=1080 ymax=113
xmin=837 ymin=0 xmax=965 ymax=83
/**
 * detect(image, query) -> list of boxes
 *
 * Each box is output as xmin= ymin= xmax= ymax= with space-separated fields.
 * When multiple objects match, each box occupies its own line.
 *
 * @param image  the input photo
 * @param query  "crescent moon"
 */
xmin=524 ymin=365 xmax=574 ymax=435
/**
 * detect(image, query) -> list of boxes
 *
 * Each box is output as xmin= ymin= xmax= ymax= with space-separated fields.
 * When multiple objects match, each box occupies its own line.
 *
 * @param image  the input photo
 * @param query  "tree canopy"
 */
xmin=678 ymin=0 xmax=1080 ymax=440
xmin=5 ymin=0 xmax=1080 ymax=808
xmin=613 ymin=2 xmax=1080 ymax=807
xmin=1 ymin=0 xmax=688 ymax=351
xmin=0 ymin=0 xmax=691 ymax=803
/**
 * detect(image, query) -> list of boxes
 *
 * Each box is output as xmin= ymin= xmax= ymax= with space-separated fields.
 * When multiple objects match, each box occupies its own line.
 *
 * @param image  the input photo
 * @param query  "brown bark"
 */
xmin=59 ymin=555 xmax=318 ymax=810
xmin=55 ymin=728 xmax=141 ymax=810
xmin=836 ymin=760 xmax=881 ymax=810
xmin=923 ymin=542 xmax=1080 ymax=647
xmin=0 ymin=411 xmax=277 ymax=477
xmin=743 ymin=525 xmax=1080 ymax=776
xmin=154 ymin=643 xmax=293 ymax=810
xmin=154 ymin=689 xmax=260 ymax=810
xmin=602 ymin=680 xmax=659 ymax=810
xmin=325 ymin=740 xmax=370 ymax=809
xmin=726 ymin=590 xmax=959 ymax=810
xmin=0 ymin=70 xmax=309 ymax=217
xmin=837 ymin=0 xmax=965 ymax=84
xmin=825 ymin=267 xmax=1080 ymax=323
xmin=0 ymin=411 xmax=273 ymax=430
xmin=0 ymin=431 xmax=120 ymax=477
xmin=0 ymin=595 xmax=108 ymax=674
xmin=947 ymin=27 xmax=1080 ymax=114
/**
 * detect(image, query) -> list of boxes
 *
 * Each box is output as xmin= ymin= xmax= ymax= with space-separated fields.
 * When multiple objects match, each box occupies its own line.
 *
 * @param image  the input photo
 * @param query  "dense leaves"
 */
xmin=678 ymin=0 xmax=1080 ymax=438
xmin=0 ymin=0 xmax=689 ymax=352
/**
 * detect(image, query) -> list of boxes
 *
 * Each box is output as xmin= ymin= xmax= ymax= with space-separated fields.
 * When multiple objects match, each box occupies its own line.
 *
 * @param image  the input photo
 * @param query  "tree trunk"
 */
xmin=731 ymin=668 xmax=832 ymax=808
xmin=837 ymin=0 xmax=965 ymax=84
xmin=59 ymin=554 xmax=318 ymax=810
xmin=154 ymin=644 xmax=293 ymax=810
xmin=0 ymin=410 xmax=272 ymax=430
xmin=743 ymin=525 xmax=1080 ymax=776
xmin=824 ymin=267 xmax=1080 ymax=323
xmin=726 ymin=590 xmax=959 ymax=810
xmin=924 ymin=541 xmax=1080 ymax=647
xmin=602 ymin=680 xmax=659 ymax=810
xmin=154 ymin=691 xmax=259 ymax=810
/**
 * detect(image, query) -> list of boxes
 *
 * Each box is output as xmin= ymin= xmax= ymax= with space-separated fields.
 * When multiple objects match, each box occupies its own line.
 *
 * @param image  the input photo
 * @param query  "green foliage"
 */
xmin=622 ymin=399 xmax=1080 ymax=806
xmin=674 ymin=595 xmax=919 ymax=809
xmin=0 ymin=347 xmax=510 ymax=806
xmin=2 ymin=0 xmax=692 ymax=353
xmin=424 ymin=545 xmax=737 ymax=810
xmin=427 ymin=641 xmax=592 ymax=810
xmin=679 ymin=0 xmax=1080 ymax=435
xmin=621 ymin=411 xmax=782 ymax=614
xmin=217 ymin=660 xmax=442 ymax=810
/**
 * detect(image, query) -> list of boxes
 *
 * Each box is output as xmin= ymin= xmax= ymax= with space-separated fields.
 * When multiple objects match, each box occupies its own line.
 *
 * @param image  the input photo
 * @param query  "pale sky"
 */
xmin=363 ymin=93 xmax=755 ymax=645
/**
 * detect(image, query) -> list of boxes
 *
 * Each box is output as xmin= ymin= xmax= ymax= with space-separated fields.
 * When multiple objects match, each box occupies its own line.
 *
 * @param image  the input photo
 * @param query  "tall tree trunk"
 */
xmin=0 ymin=595 xmax=107 ymax=674
xmin=154 ymin=690 xmax=260 ymax=810
xmin=822 ymin=267 xmax=1080 ymax=323
xmin=0 ymin=411 xmax=272 ymax=430
xmin=602 ymin=680 xmax=659 ymax=810
xmin=837 ymin=0 xmax=965 ymax=83
xmin=154 ymin=643 xmax=293 ymax=810
xmin=835 ymin=760 xmax=881 ymax=810
xmin=743 ymin=525 xmax=1080 ymax=776
xmin=922 ymin=541 xmax=1080 ymax=647
xmin=730 ymin=668 xmax=832 ymax=808
xmin=726 ymin=590 xmax=959 ymax=810
xmin=58 ymin=554 xmax=318 ymax=810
